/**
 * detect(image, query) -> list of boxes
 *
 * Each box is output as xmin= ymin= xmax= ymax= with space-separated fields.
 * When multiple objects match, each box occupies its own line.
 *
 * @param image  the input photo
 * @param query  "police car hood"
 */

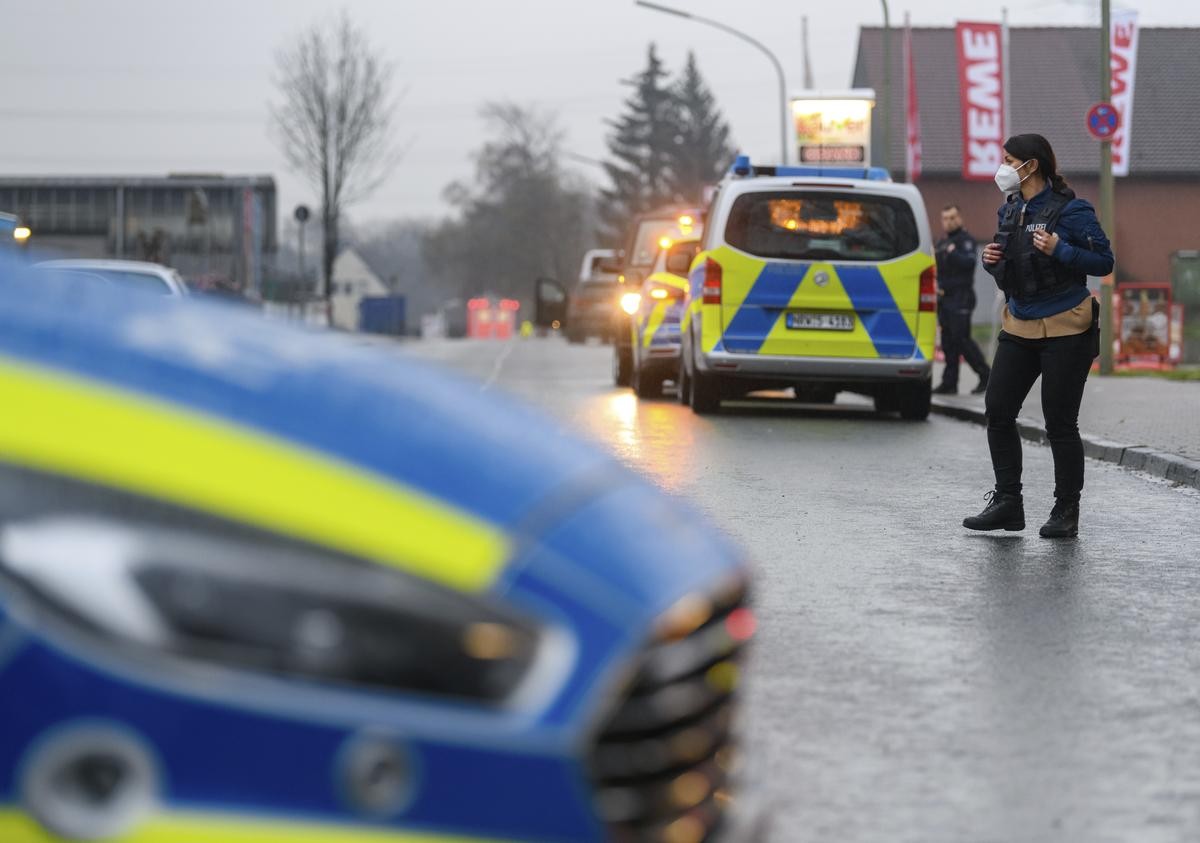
xmin=0 ymin=279 xmax=741 ymax=622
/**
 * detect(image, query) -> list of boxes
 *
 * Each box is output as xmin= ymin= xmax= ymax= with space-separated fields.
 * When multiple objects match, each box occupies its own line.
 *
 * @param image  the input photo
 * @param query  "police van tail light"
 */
xmin=919 ymin=266 xmax=937 ymax=312
xmin=702 ymin=259 xmax=722 ymax=305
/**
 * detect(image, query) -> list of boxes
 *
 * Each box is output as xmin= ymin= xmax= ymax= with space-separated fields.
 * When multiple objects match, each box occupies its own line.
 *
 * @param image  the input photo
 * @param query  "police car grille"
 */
xmin=589 ymin=585 xmax=750 ymax=842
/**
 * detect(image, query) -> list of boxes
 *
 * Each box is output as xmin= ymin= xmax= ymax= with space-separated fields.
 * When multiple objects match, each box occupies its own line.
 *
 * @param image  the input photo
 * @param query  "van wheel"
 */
xmin=677 ymin=356 xmax=692 ymax=405
xmin=873 ymin=392 xmax=900 ymax=414
xmin=613 ymin=346 xmax=632 ymax=387
xmin=633 ymin=365 xmax=662 ymax=399
xmin=689 ymin=358 xmax=721 ymax=415
xmin=898 ymin=380 xmax=932 ymax=420
xmin=794 ymin=385 xmax=837 ymax=404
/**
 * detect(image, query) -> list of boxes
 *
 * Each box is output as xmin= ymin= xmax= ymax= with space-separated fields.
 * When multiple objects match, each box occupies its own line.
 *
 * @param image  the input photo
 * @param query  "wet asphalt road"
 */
xmin=405 ymin=337 xmax=1200 ymax=843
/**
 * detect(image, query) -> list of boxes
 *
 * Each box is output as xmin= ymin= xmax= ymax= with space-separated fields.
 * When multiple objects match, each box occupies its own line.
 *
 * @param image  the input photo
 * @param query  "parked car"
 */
xmin=34 ymin=259 xmax=189 ymax=296
xmin=0 ymin=212 xmax=31 ymax=249
xmin=566 ymin=249 xmax=620 ymax=344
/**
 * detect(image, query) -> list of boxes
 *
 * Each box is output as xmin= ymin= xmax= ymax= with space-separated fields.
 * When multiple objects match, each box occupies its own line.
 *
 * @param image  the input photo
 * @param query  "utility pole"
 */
xmin=880 ymin=1 xmax=892 ymax=176
xmin=801 ymin=17 xmax=814 ymax=89
xmin=1099 ymin=0 xmax=1115 ymax=374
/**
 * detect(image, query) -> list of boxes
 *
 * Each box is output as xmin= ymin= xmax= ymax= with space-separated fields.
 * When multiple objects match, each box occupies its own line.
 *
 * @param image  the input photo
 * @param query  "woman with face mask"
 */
xmin=965 ymin=133 xmax=1114 ymax=538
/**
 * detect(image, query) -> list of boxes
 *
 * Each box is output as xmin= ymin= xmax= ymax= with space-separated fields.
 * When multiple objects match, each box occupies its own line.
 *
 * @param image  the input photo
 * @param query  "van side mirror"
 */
xmin=595 ymin=256 xmax=622 ymax=275
xmin=666 ymin=252 xmax=692 ymax=275
xmin=666 ymin=245 xmax=699 ymax=276
xmin=534 ymin=278 xmax=568 ymax=328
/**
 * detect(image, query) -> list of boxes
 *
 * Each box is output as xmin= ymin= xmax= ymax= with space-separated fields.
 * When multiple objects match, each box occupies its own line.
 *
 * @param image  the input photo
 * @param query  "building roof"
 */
xmin=332 ymin=248 xmax=388 ymax=295
xmin=0 ymin=174 xmax=276 ymax=190
xmin=852 ymin=26 xmax=1200 ymax=178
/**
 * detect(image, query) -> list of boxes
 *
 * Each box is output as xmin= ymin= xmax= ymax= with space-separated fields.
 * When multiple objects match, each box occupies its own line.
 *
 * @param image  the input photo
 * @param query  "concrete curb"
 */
xmin=930 ymin=398 xmax=1200 ymax=491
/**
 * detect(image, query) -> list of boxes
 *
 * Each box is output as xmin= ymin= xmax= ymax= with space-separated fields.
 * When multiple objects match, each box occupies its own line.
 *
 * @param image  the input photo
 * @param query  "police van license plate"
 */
xmin=786 ymin=312 xmax=854 ymax=331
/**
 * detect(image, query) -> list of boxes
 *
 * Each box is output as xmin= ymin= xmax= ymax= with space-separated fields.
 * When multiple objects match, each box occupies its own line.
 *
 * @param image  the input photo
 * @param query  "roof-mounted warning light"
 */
xmin=727 ymin=156 xmax=892 ymax=182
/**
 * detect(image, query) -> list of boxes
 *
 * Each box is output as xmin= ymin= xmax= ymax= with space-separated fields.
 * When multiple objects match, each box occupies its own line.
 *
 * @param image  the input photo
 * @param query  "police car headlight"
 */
xmin=0 ymin=518 xmax=539 ymax=705
xmin=620 ymin=292 xmax=642 ymax=315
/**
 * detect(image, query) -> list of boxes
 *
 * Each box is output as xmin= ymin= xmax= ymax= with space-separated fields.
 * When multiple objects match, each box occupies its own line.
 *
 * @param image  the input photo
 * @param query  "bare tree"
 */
xmin=424 ymin=103 xmax=595 ymax=306
xmin=271 ymin=12 xmax=397 ymax=304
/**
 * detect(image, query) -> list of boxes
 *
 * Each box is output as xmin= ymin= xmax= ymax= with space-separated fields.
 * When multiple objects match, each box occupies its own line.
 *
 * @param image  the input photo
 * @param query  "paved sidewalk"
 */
xmin=930 ymin=361 xmax=1200 ymax=490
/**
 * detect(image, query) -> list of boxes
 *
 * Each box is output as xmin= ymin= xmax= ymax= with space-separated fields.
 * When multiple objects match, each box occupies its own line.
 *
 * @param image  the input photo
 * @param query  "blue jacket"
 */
xmin=994 ymin=183 xmax=1114 ymax=319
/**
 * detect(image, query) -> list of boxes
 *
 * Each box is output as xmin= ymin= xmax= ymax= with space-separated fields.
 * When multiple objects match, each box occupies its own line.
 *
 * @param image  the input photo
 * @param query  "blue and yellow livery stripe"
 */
xmin=705 ymin=247 xmax=934 ymax=360
xmin=638 ymin=271 xmax=685 ymax=350
xmin=0 ymin=357 xmax=510 ymax=592
xmin=0 ymin=809 xmax=512 ymax=843
xmin=645 ymin=270 xmax=689 ymax=294
xmin=640 ymin=302 xmax=668 ymax=349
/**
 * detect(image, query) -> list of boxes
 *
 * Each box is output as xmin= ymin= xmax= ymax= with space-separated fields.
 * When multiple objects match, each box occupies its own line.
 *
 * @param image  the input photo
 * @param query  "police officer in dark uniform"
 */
xmin=934 ymin=204 xmax=990 ymax=395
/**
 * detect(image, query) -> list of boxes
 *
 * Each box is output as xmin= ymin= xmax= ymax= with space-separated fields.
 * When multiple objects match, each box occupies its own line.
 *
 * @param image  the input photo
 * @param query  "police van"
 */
xmin=629 ymin=237 xmax=701 ymax=398
xmin=678 ymin=156 xmax=938 ymax=418
xmin=612 ymin=206 xmax=704 ymax=387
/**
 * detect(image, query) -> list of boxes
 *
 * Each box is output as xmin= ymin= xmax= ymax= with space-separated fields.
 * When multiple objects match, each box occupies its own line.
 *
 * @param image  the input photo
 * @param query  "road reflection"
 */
xmin=577 ymin=392 xmax=698 ymax=492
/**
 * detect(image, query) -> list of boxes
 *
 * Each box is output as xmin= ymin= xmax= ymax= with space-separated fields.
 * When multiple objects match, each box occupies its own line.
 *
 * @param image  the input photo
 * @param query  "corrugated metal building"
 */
xmin=0 ymin=174 xmax=276 ymax=293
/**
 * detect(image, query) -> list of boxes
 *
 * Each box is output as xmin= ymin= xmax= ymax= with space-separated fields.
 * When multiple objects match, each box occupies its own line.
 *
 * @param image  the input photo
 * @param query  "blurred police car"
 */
xmin=679 ymin=157 xmax=937 ymax=418
xmin=0 ymin=270 xmax=764 ymax=842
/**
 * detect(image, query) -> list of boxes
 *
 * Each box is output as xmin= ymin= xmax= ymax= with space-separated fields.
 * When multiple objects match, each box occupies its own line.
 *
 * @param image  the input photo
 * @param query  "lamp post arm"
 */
xmin=634 ymin=0 xmax=790 ymax=165
xmin=689 ymin=14 xmax=789 ymax=166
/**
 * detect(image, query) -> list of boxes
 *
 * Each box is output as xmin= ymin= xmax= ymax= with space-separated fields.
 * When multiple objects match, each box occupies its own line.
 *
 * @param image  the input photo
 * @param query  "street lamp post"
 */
xmin=294 ymin=204 xmax=311 ymax=287
xmin=635 ymin=0 xmax=790 ymax=166
xmin=880 ymin=0 xmax=892 ymax=175
xmin=1099 ymin=0 xmax=1116 ymax=375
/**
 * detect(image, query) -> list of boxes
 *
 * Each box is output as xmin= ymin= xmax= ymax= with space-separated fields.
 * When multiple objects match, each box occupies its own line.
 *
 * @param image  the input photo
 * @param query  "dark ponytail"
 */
xmin=1003 ymin=133 xmax=1070 ymax=191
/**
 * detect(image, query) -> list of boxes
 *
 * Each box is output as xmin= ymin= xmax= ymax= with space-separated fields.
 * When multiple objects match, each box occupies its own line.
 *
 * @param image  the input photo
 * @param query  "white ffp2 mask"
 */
xmin=994 ymin=161 xmax=1030 ymax=194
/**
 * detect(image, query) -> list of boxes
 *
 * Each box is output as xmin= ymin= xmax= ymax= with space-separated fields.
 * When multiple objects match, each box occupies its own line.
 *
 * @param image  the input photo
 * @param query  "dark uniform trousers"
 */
xmin=938 ymin=303 xmax=989 ymax=390
xmin=985 ymin=326 xmax=1095 ymax=502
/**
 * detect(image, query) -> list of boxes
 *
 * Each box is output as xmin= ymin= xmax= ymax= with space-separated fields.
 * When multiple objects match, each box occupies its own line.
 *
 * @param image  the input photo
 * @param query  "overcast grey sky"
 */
xmin=3 ymin=1 xmax=1196 ymax=229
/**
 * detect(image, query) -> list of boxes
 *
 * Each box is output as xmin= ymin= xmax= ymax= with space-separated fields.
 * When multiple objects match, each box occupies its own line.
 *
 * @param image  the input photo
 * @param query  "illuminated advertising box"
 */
xmin=791 ymin=91 xmax=874 ymax=166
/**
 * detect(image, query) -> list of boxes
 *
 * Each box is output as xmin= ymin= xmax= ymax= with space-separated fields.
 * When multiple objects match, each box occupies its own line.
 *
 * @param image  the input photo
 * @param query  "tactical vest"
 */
xmin=996 ymin=186 xmax=1086 ymax=300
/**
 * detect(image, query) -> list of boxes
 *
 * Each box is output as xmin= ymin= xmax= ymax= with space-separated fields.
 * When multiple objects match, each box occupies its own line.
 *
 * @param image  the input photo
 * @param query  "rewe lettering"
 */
xmin=956 ymin=22 xmax=1005 ymax=180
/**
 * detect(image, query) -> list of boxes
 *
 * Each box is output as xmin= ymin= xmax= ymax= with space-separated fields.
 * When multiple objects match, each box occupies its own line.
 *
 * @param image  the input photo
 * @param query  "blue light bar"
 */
xmin=727 ymin=157 xmax=892 ymax=182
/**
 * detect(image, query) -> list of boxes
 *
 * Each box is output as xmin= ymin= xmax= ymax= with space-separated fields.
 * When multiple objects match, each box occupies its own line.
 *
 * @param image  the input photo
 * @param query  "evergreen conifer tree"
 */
xmin=670 ymin=52 xmax=735 ymax=204
xmin=600 ymin=44 xmax=681 ymax=242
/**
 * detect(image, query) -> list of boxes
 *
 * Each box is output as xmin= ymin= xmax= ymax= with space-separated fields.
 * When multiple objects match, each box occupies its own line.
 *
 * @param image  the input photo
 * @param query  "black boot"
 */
xmin=1039 ymin=498 xmax=1080 ymax=538
xmin=971 ymin=370 xmax=990 ymax=395
xmin=933 ymin=383 xmax=957 ymax=395
xmin=963 ymin=490 xmax=1025 ymax=531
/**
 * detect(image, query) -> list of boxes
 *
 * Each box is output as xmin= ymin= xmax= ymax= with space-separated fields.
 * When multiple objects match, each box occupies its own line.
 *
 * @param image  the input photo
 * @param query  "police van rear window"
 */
xmin=724 ymin=192 xmax=919 ymax=262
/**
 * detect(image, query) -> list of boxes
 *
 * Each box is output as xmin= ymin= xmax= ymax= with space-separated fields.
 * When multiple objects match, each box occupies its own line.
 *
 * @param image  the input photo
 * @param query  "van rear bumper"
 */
xmin=696 ymin=349 xmax=931 ymax=382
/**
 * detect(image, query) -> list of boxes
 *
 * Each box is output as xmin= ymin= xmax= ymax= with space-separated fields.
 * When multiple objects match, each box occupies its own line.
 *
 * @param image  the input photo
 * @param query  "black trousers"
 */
xmin=938 ymin=306 xmax=989 ymax=389
xmin=984 ymin=327 xmax=1095 ymax=501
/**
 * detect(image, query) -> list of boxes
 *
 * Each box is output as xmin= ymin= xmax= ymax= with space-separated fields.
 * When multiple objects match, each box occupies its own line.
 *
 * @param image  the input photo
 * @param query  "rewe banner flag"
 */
xmin=904 ymin=19 xmax=922 ymax=182
xmin=955 ymin=21 xmax=1005 ymax=181
xmin=1110 ymin=9 xmax=1139 ymax=177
